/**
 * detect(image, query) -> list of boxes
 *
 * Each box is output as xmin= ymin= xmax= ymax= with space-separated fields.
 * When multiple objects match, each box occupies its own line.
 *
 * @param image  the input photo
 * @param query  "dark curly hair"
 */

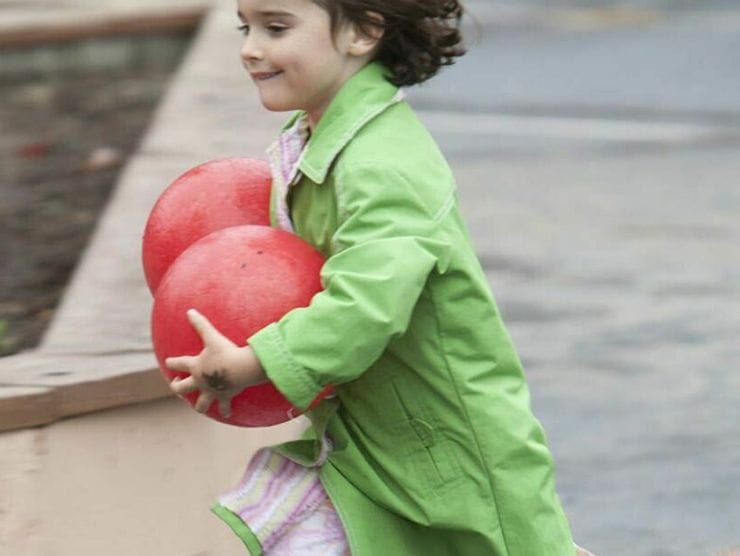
xmin=312 ymin=0 xmax=467 ymax=87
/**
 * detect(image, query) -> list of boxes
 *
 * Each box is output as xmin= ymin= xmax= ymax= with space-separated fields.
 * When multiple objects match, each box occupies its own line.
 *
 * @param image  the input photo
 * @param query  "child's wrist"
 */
xmin=238 ymin=345 xmax=267 ymax=387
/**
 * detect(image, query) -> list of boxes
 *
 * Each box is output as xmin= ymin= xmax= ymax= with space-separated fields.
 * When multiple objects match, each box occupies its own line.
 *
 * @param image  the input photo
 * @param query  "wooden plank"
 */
xmin=0 ymin=384 xmax=55 ymax=430
xmin=0 ymin=351 xmax=171 ymax=432
xmin=54 ymin=364 xmax=171 ymax=418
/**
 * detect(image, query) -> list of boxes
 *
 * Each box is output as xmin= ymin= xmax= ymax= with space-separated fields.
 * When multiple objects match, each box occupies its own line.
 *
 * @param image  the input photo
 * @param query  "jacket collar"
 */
xmin=275 ymin=62 xmax=404 ymax=185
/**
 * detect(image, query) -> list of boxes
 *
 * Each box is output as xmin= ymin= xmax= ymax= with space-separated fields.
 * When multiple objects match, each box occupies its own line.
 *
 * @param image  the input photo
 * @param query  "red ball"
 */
xmin=142 ymin=158 xmax=271 ymax=294
xmin=151 ymin=225 xmax=330 ymax=427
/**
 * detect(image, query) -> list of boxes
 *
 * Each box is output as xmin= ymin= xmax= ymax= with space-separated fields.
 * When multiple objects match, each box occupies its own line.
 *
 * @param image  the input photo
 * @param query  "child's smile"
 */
xmin=236 ymin=0 xmax=379 ymax=130
xmin=251 ymin=71 xmax=284 ymax=81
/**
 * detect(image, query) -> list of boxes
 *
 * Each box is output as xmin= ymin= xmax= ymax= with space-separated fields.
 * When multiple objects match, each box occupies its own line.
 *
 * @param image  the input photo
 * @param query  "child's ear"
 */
xmin=348 ymin=11 xmax=385 ymax=57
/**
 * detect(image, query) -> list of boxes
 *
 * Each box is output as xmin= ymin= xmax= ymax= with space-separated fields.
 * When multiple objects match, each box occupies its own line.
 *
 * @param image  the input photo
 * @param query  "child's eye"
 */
xmin=236 ymin=23 xmax=286 ymax=36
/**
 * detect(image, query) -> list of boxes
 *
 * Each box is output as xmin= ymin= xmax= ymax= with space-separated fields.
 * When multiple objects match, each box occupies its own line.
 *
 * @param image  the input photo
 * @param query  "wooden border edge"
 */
xmin=0 ymin=355 xmax=172 ymax=432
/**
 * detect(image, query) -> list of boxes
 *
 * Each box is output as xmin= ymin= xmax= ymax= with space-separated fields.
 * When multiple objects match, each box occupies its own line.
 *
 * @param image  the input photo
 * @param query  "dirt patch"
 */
xmin=0 ymin=69 xmax=174 ymax=356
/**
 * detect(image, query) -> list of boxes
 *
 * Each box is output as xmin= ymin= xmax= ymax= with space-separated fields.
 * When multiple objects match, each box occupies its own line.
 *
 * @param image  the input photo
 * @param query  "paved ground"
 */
xmin=1 ymin=1 xmax=738 ymax=555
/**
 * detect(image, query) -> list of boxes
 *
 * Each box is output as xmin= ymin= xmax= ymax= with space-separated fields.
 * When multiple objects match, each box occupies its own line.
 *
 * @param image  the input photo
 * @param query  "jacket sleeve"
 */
xmin=246 ymin=162 xmax=454 ymax=411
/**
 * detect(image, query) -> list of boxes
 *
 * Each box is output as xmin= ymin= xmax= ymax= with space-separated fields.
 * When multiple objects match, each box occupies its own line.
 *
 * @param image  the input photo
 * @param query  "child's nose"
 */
xmin=240 ymin=37 xmax=264 ymax=63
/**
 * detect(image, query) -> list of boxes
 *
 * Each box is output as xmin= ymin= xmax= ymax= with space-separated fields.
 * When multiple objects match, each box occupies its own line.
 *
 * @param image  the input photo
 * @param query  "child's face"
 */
xmin=237 ymin=0 xmax=373 ymax=128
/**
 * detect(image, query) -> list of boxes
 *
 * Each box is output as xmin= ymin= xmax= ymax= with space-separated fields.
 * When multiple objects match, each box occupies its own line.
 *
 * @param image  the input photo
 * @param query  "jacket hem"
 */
xmin=211 ymin=503 xmax=263 ymax=555
xmin=319 ymin=465 xmax=359 ymax=556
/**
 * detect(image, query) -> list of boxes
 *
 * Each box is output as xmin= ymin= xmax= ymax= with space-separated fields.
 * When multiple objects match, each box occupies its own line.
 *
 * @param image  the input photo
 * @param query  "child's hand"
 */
xmin=165 ymin=309 xmax=267 ymax=418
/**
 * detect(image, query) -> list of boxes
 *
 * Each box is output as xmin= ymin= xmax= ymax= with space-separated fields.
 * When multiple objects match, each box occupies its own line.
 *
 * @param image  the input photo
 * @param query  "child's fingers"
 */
xmin=166 ymin=355 xmax=196 ymax=372
xmin=170 ymin=375 xmax=198 ymax=396
xmin=187 ymin=308 xmax=228 ymax=346
xmin=194 ymin=391 xmax=216 ymax=414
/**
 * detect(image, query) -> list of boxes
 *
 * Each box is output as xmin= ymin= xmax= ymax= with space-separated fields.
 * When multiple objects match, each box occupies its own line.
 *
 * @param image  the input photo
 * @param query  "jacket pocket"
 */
xmin=390 ymin=379 xmax=463 ymax=497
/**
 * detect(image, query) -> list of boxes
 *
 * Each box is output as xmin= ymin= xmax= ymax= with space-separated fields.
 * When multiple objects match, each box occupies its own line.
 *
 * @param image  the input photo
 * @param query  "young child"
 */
xmin=166 ymin=0 xmax=590 ymax=554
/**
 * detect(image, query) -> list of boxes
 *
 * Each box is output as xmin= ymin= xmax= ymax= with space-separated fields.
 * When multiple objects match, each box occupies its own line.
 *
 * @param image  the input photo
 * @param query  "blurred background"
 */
xmin=0 ymin=1 xmax=199 ymax=356
xmin=1 ymin=0 xmax=738 ymax=554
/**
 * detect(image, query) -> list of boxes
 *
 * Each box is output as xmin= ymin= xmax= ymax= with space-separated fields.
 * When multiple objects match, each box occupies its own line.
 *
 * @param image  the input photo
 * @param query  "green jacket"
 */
xmin=247 ymin=62 xmax=574 ymax=555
